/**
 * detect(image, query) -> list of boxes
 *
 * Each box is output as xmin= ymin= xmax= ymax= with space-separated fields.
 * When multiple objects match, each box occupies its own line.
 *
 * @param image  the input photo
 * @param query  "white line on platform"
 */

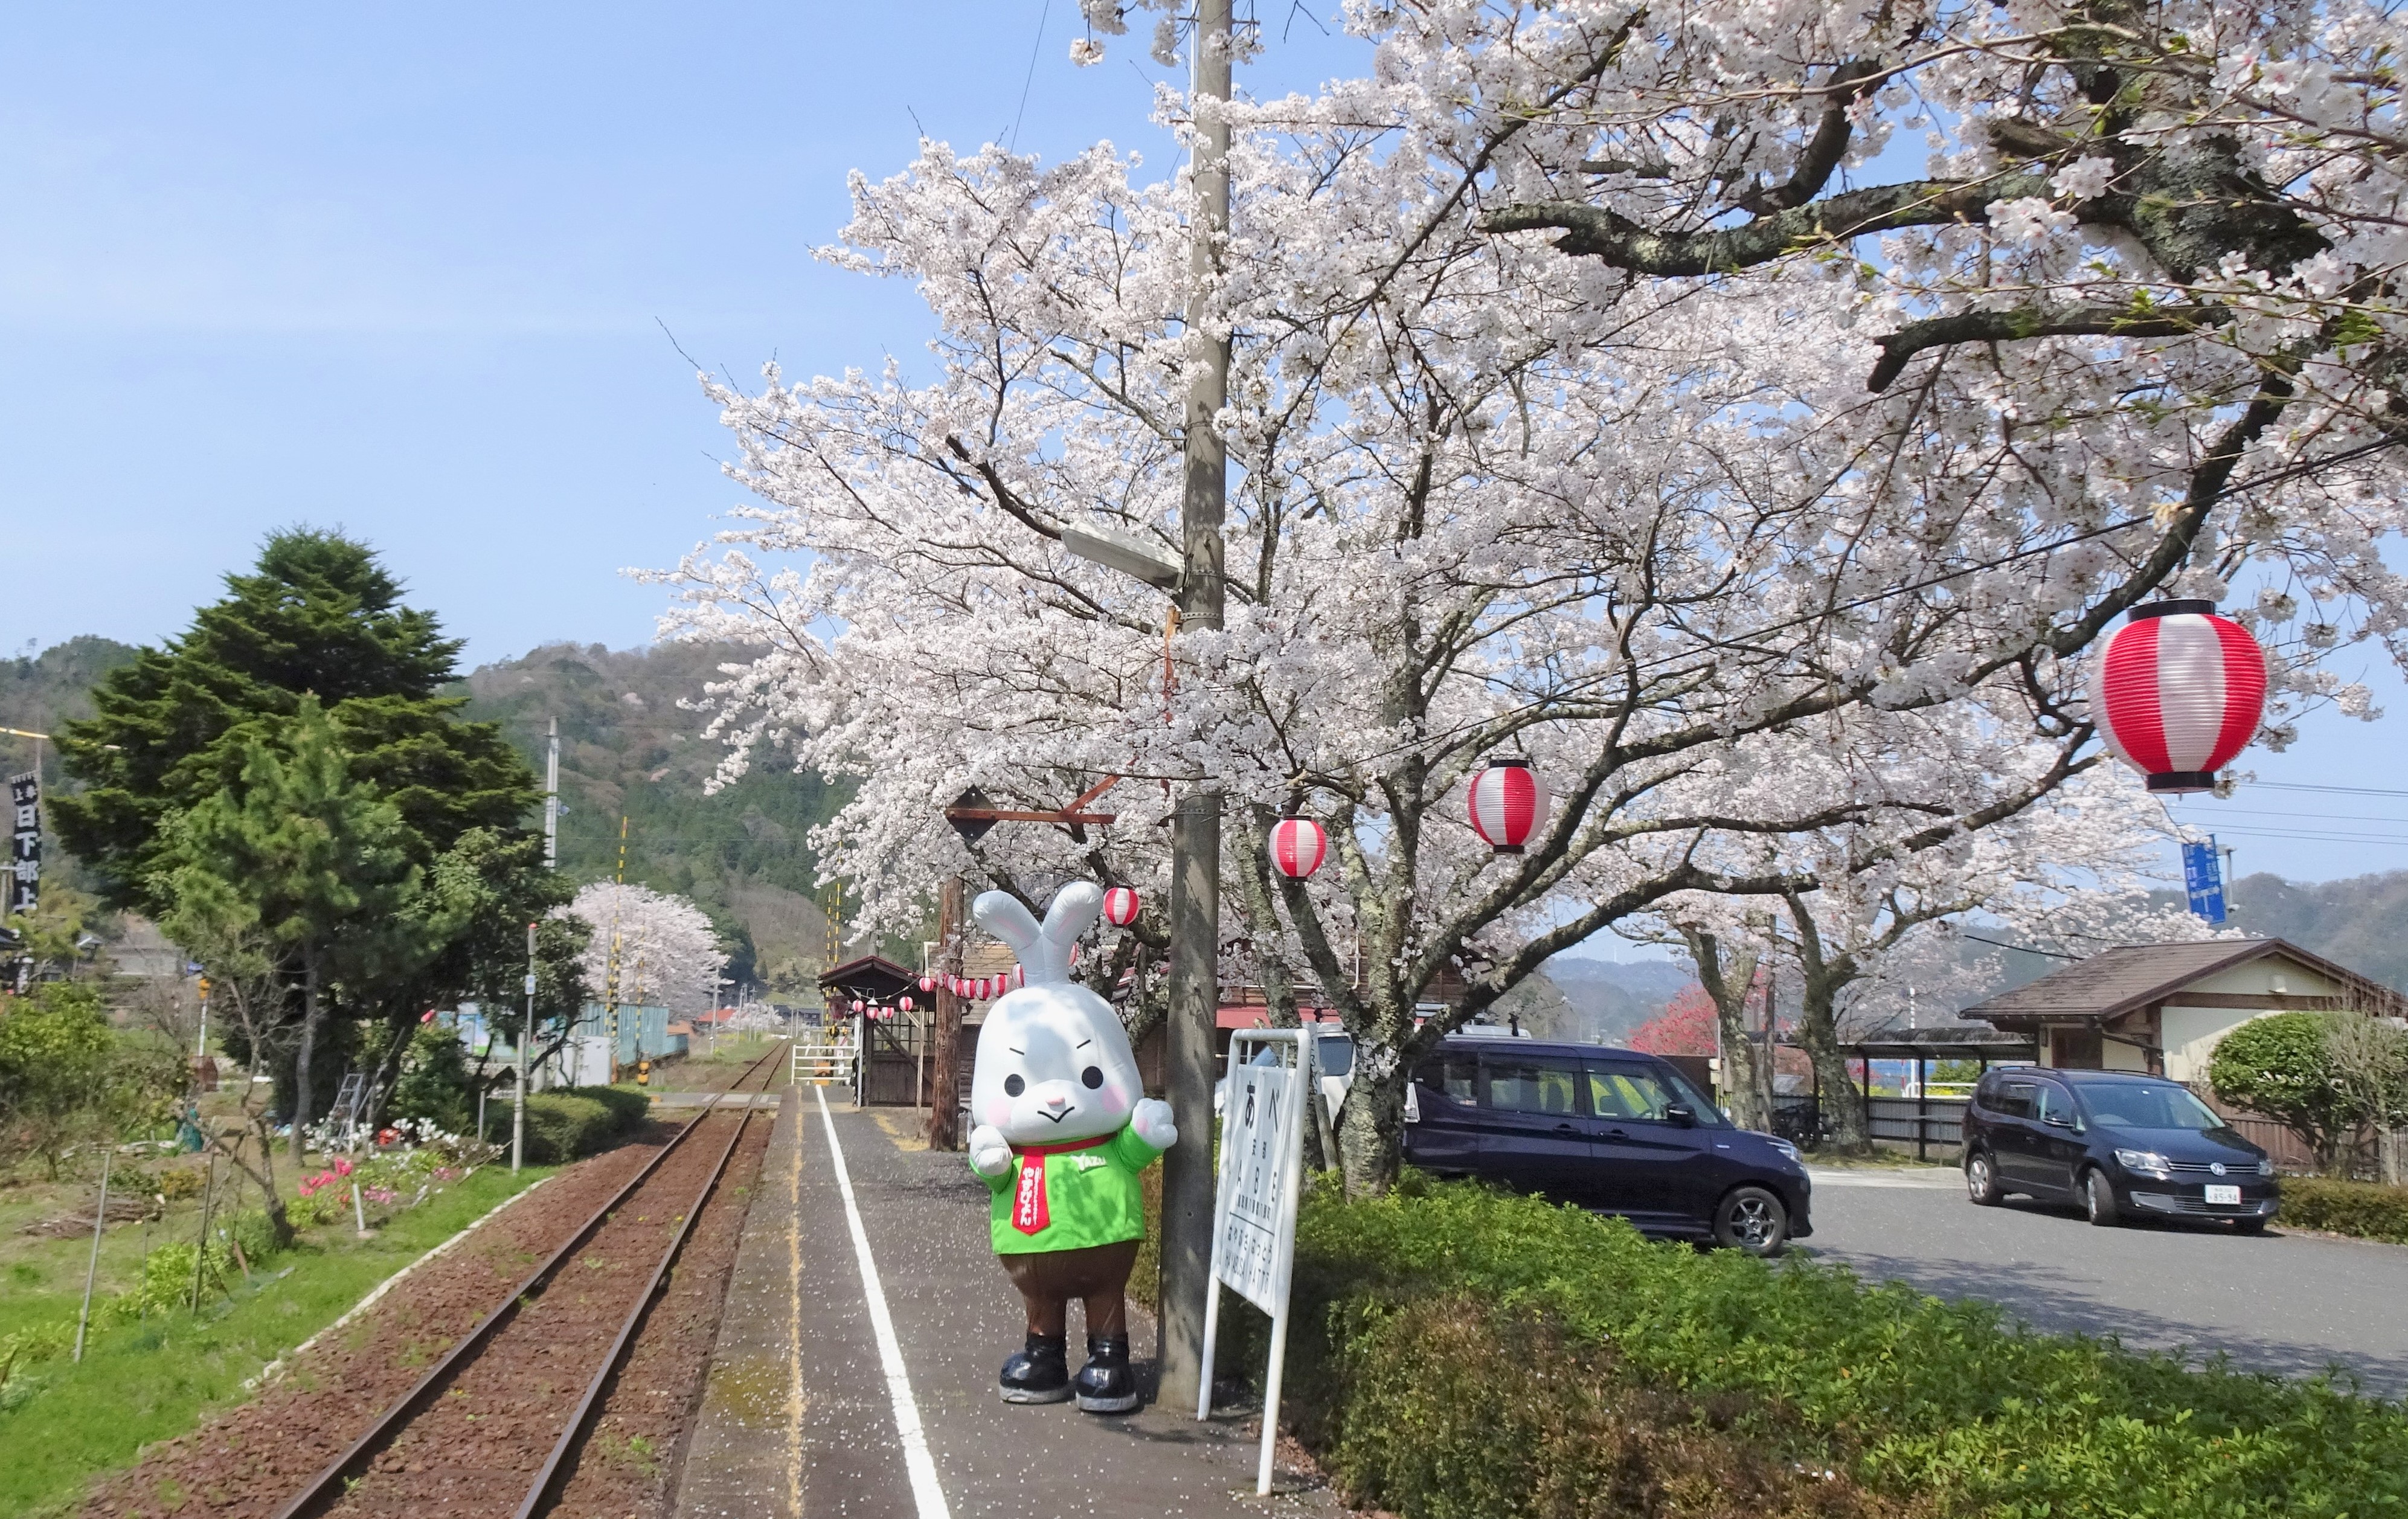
xmin=816 ymin=1085 xmax=952 ymax=1519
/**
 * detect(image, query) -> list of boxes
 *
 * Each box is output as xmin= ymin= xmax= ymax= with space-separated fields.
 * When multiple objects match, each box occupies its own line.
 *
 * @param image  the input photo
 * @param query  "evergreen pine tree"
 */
xmin=162 ymin=696 xmax=426 ymax=1155
xmin=54 ymin=530 xmax=535 ymax=909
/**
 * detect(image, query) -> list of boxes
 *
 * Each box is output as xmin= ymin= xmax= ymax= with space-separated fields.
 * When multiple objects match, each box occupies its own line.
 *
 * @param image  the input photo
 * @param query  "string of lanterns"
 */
xmin=864 ymin=609 xmax=2264 ymax=1024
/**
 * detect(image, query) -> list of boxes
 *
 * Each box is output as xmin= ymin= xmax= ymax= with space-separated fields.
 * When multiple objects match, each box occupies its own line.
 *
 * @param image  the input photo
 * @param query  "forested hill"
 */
xmin=1 ymin=637 xmax=140 ymax=777
xmin=2 ymin=638 xmax=140 ymax=894
xmin=451 ymin=642 xmax=845 ymax=996
xmin=2209 ymin=872 xmax=2408 ymax=992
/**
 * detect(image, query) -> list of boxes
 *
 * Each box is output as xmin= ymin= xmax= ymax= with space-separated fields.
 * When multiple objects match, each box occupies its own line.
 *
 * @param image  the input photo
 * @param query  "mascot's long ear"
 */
xmin=973 ymin=892 xmax=1041 ymax=960
xmin=1035 ymin=882 xmax=1104 ymax=984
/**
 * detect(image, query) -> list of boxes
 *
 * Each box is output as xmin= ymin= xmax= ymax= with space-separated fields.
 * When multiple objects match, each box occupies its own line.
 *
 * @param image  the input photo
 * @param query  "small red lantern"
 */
xmin=919 ymin=975 xmax=936 ymax=995
xmin=1468 ymin=757 xmax=1550 ymax=854
xmin=1103 ymin=885 xmax=1140 ymax=926
xmin=900 ymin=995 xmax=915 ymax=1014
xmin=2091 ymin=600 xmax=2268 ymax=793
xmin=1268 ymin=817 xmax=1329 ymax=879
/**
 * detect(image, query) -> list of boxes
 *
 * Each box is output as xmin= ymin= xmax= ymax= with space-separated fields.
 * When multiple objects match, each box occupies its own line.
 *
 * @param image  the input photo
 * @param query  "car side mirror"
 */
xmin=1404 ymin=1084 xmax=1421 ymax=1125
xmin=2042 ymin=1111 xmax=2073 ymax=1129
xmin=1665 ymin=1103 xmax=1696 ymax=1128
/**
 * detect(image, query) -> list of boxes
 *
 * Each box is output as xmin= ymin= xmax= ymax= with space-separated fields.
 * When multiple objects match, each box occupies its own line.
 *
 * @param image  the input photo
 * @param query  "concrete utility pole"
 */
xmin=544 ymin=716 xmax=560 ymax=870
xmin=514 ymin=921 xmax=534 ymax=1173
xmin=1157 ymin=0 xmax=1233 ymax=1415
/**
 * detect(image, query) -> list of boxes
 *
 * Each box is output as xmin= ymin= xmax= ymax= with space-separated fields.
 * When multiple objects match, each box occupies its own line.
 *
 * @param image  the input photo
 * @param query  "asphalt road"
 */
xmin=1801 ymin=1167 xmax=2408 ymax=1396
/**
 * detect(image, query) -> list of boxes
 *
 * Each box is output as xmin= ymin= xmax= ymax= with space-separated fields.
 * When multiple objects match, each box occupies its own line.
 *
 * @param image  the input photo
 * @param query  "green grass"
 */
xmin=0 ymin=1161 xmax=554 ymax=1517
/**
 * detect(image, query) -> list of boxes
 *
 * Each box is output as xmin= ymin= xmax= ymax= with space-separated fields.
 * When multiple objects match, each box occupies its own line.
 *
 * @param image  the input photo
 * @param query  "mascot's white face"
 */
xmin=971 ymin=983 xmax=1144 ymax=1145
xmin=965 ymin=882 xmax=1143 ymax=1146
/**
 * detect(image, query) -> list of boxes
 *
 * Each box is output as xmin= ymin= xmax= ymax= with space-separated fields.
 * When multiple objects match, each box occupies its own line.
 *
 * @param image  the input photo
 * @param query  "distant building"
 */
xmin=1960 ymin=938 xmax=2401 ymax=1081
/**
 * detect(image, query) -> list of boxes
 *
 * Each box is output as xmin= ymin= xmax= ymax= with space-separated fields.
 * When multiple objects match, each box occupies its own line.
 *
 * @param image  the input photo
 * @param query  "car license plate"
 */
xmin=2205 ymin=1184 xmax=2243 ymax=1206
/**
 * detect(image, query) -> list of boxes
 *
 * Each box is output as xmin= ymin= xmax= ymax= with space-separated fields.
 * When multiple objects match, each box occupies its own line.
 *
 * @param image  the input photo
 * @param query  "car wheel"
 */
xmin=2082 ymin=1168 xmax=2121 ymax=1227
xmin=1965 ymin=1151 xmax=2002 ymax=1206
xmin=1713 ymin=1186 xmax=1790 ymax=1256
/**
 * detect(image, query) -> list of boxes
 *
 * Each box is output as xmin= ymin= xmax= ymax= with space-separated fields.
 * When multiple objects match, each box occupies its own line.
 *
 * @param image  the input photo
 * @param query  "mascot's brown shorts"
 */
xmin=998 ymin=1240 xmax=1141 ymax=1339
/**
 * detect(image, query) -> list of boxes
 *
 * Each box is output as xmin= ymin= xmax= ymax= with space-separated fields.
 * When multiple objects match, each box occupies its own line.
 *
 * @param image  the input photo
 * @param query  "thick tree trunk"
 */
xmin=1337 ymin=1041 xmax=1406 ymax=1198
xmin=1796 ymin=983 xmax=1870 ymax=1154
xmin=926 ymin=878 xmax=965 ymax=1151
xmin=1684 ymin=930 xmax=1771 ymax=1132
xmin=291 ymin=951 xmax=321 ymax=1162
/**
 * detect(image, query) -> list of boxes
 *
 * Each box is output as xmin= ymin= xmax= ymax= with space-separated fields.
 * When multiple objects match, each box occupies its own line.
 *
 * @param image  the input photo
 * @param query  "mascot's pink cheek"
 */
xmin=984 ymin=1100 xmax=1012 ymax=1127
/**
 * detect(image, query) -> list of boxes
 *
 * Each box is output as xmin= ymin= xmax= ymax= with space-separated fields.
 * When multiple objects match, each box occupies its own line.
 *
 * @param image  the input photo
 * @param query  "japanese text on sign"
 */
xmin=1214 ymin=1062 xmax=1297 ymax=1315
xmin=6 ymin=772 xmax=36 ymax=917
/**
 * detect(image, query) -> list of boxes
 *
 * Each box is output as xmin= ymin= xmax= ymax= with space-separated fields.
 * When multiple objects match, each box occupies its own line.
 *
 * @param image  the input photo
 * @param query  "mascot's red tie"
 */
xmin=1009 ymin=1136 xmax=1110 ymax=1236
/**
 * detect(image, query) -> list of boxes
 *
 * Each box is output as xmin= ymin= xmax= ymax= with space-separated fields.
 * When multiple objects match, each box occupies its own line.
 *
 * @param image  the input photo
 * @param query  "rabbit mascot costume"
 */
xmin=965 ymin=882 xmax=1177 ymax=1413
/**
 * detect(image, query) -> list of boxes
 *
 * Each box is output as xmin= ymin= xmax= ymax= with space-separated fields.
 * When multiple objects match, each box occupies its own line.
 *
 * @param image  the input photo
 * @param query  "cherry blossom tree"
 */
xmin=1440 ymin=0 xmax=2408 ymax=699
xmin=658 ymin=8 xmax=2393 ymax=1193
xmin=1627 ymin=983 xmax=1721 ymax=1058
xmin=1631 ymin=728 xmax=2211 ymax=1148
xmin=557 ymin=882 xmax=725 ymax=1018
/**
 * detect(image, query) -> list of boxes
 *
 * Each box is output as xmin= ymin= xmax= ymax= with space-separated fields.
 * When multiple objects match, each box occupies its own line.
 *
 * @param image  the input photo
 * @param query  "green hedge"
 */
xmin=1282 ymin=1178 xmax=2408 ymax=1518
xmin=520 ymin=1084 xmax=652 ymax=1163
xmin=2281 ymin=1176 xmax=2408 ymax=1244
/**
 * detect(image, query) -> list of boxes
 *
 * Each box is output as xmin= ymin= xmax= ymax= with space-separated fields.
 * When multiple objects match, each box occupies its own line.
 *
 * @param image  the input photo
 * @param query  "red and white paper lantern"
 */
xmin=2091 ymin=600 xmax=2268 ymax=794
xmin=1268 ymin=817 xmax=1329 ymax=879
xmin=1103 ymin=885 xmax=1140 ymax=926
xmin=899 ymin=995 xmax=914 ymax=1013
xmin=919 ymin=976 xmax=936 ymax=995
xmin=1467 ymin=757 xmax=1550 ymax=854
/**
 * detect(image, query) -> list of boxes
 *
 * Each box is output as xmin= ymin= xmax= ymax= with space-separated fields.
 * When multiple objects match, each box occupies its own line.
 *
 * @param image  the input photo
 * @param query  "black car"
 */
xmin=1403 ymin=1037 xmax=1812 ymax=1254
xmin=1961 ymin=1067 xmax=2279 ymax=1229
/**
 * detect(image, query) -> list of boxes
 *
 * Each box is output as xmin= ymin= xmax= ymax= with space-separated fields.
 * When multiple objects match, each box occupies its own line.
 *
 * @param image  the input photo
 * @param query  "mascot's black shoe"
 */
xmin=1074 ymin=1333 xmax=1140 ymax=1414
xmin=999 ymin=1333 xmax=1074 ymax=1404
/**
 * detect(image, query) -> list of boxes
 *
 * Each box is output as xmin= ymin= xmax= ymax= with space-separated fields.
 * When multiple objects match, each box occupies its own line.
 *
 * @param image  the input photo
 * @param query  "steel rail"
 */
xmin=514 ymin=1058 xmax=776 ymax=1518
xmin=269 ymin=1043 xmax=788 ymax=1519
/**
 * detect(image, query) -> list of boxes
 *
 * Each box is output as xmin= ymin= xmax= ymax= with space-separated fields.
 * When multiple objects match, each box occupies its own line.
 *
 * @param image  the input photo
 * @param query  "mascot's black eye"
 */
xmin=1004 ymin=1074 xmax=1025 ymax=1097
xmin=1081 ymin=1066 xmax=1105 ymax=1090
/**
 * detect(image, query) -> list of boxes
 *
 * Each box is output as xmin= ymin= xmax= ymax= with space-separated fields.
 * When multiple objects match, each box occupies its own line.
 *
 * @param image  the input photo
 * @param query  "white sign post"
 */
xmin=1196 ymin=1027 xmax=1312 ymax=1495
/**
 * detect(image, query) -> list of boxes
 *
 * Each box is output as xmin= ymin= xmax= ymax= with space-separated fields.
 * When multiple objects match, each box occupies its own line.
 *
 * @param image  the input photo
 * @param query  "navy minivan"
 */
xmin=1403 ymin=1037 xmax=1812 ymax=1253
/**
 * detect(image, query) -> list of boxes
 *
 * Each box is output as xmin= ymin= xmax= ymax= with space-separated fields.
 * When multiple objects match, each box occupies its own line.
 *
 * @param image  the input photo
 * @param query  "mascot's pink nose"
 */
xmin=1042 ymin=1091 xmax=1070 ymax=1111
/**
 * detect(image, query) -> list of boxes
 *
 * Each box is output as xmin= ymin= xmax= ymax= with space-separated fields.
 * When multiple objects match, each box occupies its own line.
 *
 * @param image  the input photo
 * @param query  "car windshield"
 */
xmin=2077 ymin=1083 xmax=2225 ymax=1131
xmin=1315 ymin=1033 xmax=1354 ymax=1077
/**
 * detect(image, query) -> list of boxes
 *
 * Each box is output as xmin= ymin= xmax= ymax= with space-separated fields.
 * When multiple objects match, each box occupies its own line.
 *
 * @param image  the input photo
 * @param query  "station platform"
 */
xmin=673 ymin=1087 xmax=1331 ymax=1518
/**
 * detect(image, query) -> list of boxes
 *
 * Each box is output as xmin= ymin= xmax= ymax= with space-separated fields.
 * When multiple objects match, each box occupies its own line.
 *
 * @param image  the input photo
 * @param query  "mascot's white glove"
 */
xmin=968 ymin=1123 xmax=1015 ymax=1178
xmin=1131 ymin=1097 xmax=1179 ymax=1152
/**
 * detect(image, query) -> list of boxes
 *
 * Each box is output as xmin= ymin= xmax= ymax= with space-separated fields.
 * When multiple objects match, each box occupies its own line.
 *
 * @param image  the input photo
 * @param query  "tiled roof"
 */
xmin=1959 ymin=937 xmax=2388 ymax=1026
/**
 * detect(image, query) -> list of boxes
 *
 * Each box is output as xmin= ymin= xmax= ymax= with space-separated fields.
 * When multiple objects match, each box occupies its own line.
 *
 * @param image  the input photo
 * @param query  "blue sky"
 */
xmin=4 ymin=3 xmax=2405 ymax=888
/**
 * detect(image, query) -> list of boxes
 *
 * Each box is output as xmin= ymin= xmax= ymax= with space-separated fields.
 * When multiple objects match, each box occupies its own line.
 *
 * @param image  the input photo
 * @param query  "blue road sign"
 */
xmin=2183 ymin=839 xmax=2227 ymax=924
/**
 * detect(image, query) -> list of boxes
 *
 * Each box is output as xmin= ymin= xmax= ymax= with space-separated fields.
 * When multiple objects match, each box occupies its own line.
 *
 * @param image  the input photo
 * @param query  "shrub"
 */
xmin=1320 ymin=1295 xmax=1903 ymax=1519
xmin=0 ymin=983 xmax=178 ymax=1177
xmin=2211 ymin=1013 xmax=2357 ymax=1172
xmin=518 ymin=1085 xmax=648 ymax=1163
xmin=1283 ymin=1178 xmax=2408 ymax=1518
xmin=2280 ymin=1176 xmax=2408 ymax=1244
xmin=385 ymin=1026 xmax=475 ymax=1132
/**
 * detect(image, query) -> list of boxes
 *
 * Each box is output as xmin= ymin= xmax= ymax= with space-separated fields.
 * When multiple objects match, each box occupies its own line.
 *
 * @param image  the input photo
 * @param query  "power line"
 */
xmin=1959 ymin=931 xmax=2081 ymax=960
xmin=1006 ymin=0 xmax=1053 ymax=155
xmin=2243 ymin=780 xmax=2408 ymax=798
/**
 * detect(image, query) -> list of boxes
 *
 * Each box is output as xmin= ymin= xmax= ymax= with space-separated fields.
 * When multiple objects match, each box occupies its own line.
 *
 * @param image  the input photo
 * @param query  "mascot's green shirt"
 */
xmin=980 ymin=1125 xmax=1165 ymax=1254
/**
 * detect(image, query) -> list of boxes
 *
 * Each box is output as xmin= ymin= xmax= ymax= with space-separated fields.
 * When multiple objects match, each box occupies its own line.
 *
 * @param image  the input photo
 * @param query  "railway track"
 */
xmin=267 ymin=1044 xmax=787 ymax=1519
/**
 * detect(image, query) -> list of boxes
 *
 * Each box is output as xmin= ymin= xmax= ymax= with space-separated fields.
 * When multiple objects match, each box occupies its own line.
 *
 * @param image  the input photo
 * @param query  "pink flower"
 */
xmin=332 ymin=1157 xmax=353 ymax=1177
